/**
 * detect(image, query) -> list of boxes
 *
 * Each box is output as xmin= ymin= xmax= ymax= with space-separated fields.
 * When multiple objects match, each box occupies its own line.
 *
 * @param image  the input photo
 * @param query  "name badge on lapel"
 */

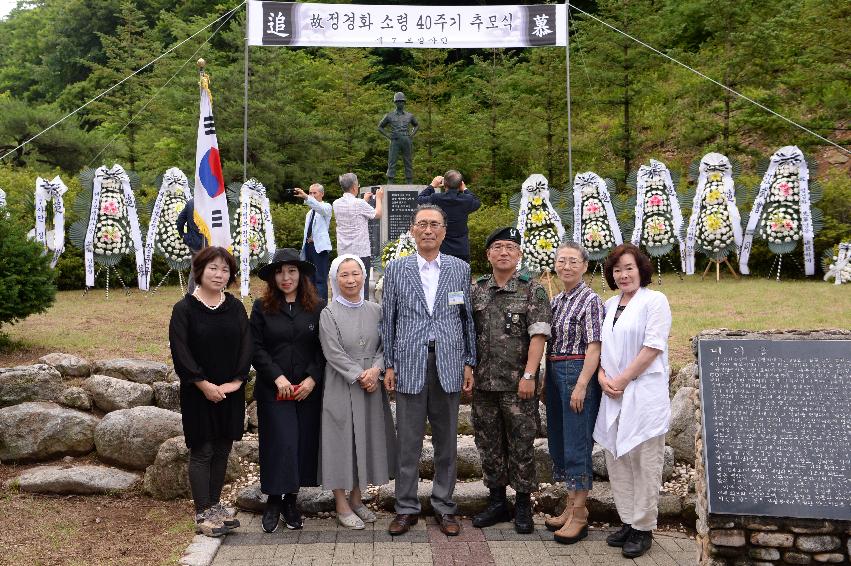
xmin=448 ymin=291 xmax=464 ymax=305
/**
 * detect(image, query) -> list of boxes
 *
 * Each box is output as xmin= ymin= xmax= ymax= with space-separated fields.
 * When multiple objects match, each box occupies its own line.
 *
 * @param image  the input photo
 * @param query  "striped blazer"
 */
xmin=381 ymin=253 xmax=476 ymax=395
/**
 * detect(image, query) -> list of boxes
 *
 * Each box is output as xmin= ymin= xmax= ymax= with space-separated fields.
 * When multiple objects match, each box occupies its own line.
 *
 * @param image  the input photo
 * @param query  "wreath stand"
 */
xmin=766 ymin=253 xmax=801 ymax=282
xmin=702 ymin=258 xmax=739 ymax=282
xmin=147 ymin=268 xmax=188 ymax=295
xmin=655 ymin=255 xmax=684 ymax=286
xmin=587 ymin=261 xmax=608 ymax=292
xmin=83 ymin=265 xmax=130 ymax=299
xmin=538 ymin=270 xmax=558 ymax=299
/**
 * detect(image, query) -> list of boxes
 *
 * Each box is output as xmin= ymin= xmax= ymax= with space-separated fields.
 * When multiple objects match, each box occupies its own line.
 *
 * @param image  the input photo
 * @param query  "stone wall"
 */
xmin=692 ymin=330 xmax=851 ymax=565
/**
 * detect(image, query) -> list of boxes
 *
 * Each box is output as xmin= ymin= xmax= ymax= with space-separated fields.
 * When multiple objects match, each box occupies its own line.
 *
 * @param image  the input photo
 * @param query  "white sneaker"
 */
xmin=336 ymin=512 xmax=366 ymax=530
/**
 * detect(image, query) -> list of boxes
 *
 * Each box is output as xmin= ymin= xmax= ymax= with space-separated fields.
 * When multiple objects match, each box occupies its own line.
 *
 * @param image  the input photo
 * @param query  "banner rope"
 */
xmin=0 ymin=1 xmax=246 ymax=164
xmin=87 ymin=4 xmax=241 ymax=167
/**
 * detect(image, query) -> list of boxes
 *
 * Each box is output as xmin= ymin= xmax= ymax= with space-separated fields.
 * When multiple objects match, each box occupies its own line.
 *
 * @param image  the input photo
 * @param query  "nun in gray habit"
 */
xmin=319 ymin=254 xmax=397 ymax=529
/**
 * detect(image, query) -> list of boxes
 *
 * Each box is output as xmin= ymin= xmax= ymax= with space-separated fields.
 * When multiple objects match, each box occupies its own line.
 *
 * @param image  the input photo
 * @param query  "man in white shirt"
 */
xmin=332 ymin=173 xmax=383 ymax=298
xmin=295 ymin=183 xmax=333 ymax=299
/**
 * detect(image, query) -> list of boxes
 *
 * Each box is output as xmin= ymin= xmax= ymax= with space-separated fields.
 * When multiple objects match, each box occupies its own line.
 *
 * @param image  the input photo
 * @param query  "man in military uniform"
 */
xmin=470 ymin=227 xmax=552 ymax=534
xmin=378 ymin=92 xmax=419 ymax=184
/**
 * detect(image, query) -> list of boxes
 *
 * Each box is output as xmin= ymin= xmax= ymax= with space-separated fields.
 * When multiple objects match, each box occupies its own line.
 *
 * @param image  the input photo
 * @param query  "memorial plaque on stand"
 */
xmin=698 ymin=339 xmax=851 ymax=520
xmin=361 ymin=184 xmax=422 ymax=269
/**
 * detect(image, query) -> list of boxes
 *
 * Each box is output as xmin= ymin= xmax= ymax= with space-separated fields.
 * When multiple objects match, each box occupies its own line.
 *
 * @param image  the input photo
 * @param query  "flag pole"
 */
xmin=243 ymin=20 xmax=249 ymax=182
xmin=565 ymin=1 xmax=573 ymax=188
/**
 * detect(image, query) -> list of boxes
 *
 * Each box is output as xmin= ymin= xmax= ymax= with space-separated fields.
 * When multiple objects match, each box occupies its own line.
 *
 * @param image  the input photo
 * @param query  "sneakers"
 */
xmin=621 ymin=528 xmax=653 ymax=558
xmin=282 ymin=493 xmax=303 ymax=530
xmin=209 ymin=502 xmax=240 ymax=529
xmin=195 ymin=509 xmax=229 ymax=537
xmin=261 ymin=499 xmax=282 ymax=533
xmin=606 ymin=523 xmax=632 ymax=547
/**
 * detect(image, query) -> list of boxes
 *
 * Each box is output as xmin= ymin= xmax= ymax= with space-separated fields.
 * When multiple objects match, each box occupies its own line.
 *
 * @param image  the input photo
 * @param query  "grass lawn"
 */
xmin=2 ymin=274 xmax=849 ymax=372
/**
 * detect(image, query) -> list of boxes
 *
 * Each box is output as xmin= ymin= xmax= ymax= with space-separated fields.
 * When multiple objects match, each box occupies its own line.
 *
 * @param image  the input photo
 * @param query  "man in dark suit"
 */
xmin=416 ymin=170 xmax=481 ymax=263
xmin=176 ymin=198 xmax=206 ymax=293
xmin=381 ymin=204 xmax=476 ymax=537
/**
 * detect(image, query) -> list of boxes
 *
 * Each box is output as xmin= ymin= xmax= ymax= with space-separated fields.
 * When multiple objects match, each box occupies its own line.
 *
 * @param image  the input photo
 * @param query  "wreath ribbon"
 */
xmin=144 ymin=167 xmax=191 ymax=288
xmin=239 ymin=179 xmax=277 ymax=297
xmin=35 ymin=176 xmax=68 ymax=268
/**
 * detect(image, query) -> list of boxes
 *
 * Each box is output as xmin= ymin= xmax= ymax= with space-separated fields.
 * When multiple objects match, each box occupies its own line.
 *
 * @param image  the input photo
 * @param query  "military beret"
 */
xmin=486 ymin=226 xmax=521 ymax=249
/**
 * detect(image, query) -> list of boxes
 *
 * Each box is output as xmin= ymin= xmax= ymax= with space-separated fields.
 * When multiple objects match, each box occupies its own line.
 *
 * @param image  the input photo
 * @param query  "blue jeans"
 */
xmin=545 ymin=359 xmax=602 ymax=491
xmin=303 ymin=242 xmax=330 ymax=300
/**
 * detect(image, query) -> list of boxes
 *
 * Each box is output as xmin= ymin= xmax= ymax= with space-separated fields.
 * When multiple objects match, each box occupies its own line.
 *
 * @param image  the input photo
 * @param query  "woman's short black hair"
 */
xmin=192 ymin=246 xmax=238 ymax=288
xmin=603 ymin=243 xmax=653 ymax=290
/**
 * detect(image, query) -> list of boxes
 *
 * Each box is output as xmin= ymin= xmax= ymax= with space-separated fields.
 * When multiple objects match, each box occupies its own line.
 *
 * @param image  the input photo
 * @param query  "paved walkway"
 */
xmin=210 ymin=514 xmax=697 ymax=566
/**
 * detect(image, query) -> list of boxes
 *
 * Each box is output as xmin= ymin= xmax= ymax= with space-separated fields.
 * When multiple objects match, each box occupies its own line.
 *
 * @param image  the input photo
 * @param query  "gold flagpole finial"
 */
xmin=197 ymin=58 xmax=206 ymax=69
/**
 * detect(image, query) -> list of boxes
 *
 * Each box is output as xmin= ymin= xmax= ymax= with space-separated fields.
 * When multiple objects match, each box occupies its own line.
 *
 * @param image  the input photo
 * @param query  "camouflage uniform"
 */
xmin=471 ymin=273 xmax=552 ymax=493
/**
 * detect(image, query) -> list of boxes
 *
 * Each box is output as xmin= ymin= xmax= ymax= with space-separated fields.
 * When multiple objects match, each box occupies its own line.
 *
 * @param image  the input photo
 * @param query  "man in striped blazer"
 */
xmin=382 ymin=204 xmax=476 ymax=536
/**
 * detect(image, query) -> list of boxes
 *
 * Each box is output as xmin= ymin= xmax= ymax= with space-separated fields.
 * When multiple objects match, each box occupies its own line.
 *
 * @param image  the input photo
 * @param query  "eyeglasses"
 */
xmin=490 ymin=243 xmax=520 ymax=252
xmin=413 ymin=221 xmax=445 ymax=230
xmin=555 ymin=258 xmax=585 ymax=268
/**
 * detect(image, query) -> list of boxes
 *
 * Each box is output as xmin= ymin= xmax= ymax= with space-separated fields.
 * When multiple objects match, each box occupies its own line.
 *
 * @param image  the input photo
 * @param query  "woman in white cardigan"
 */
xmin=593 ymin=243 xmax=672 ymax=559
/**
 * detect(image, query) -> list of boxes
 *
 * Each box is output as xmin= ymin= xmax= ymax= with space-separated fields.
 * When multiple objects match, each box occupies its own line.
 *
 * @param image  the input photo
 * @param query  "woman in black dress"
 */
xmin=251 ymin=248 xmax=325 ymax=533
xmin=169 ymin=246 xmax=251 ymax=537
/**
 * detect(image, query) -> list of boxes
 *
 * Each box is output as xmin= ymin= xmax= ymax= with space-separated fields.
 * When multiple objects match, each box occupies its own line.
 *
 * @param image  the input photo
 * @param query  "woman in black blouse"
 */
xmin=169 ymin=246 xmax=251 ymax=537
xmin=251 ymin=248 xmax=325 ymax=533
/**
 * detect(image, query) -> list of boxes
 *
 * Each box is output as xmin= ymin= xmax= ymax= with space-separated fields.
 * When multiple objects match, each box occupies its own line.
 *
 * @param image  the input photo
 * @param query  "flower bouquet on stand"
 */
xmin=228 ymin=179 xmax=276 ymax=297
xmin=562 ymin=172 xmax=625 ymax=288
xmin=509 ymin=174 xmax=569 ymax=297
xmin=69 ymin=164 xmax=147 ymax=297
xmin=143 ymin=168 xmax=194 ymax=293
xmin=374 ymin=231 xmax=417 ymax=303
xmin=624 ymin=159 xmax=685 ymax=284
xmin=740 ymin=146 xmax=823 ymax=280
xmin=681 ymin=153 xmax=745 ymax=280
xmin=822 ymin=242 xmax=850 ymax=285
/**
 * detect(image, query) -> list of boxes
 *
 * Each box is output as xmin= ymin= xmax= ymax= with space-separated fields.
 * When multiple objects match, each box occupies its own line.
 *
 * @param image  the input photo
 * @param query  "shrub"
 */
xmin=0 ymin=218 xmax=56 ymax=327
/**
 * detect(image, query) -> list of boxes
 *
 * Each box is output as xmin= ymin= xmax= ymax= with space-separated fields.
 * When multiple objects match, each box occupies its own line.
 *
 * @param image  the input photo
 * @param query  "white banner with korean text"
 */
xmin=248 ymin=2 xmax=567 ymax=48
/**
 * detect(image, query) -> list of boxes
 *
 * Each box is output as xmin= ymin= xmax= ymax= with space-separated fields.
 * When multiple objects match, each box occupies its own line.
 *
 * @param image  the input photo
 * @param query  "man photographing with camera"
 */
xmin=416 ymin=170 xmax=481 ymax=263
xmin=332 ymin=173 xmax=384 ymax=299
xmin=294 ymin=183 xmax=333 ymax=299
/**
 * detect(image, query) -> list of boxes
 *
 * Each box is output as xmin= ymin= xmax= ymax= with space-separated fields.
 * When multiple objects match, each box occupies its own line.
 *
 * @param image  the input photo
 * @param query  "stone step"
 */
xmin=9 ymin=464 xmax=140 ymax=495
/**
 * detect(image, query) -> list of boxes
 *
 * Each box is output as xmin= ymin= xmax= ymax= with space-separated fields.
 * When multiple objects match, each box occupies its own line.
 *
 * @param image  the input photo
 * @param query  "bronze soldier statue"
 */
xmin=378 ymin=92 xmax=419 ymax=184
xmin=470 ymin=227 xmax=552 ymax=535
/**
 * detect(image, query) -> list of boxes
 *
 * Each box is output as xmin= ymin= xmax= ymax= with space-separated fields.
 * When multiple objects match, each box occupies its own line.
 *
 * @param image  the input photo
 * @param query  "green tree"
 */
xmin=0 ymin=215 xmax=57 ymax=328
xmin=82 ymin=1 xmax=163 ymax=171
xmin=0 ymin=94 xmax=99 ymax=171
xmin=573 ymin=0 xmax=659 ymax=184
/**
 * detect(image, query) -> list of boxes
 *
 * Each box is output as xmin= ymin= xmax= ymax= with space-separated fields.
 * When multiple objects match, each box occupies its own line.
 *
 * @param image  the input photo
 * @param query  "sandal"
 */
xmin=351 ymin=505 xmax=377 ymax=523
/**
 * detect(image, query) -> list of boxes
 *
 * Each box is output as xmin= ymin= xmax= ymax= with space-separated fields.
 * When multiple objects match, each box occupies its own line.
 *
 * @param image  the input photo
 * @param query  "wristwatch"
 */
xmin=522 ymin=372 xmax=535 ymax=381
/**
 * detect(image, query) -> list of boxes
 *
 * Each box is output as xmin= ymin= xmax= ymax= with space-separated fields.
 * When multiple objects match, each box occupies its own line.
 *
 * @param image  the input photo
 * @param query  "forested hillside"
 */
xmin=0 ymin=0 xmax=848 ymax=279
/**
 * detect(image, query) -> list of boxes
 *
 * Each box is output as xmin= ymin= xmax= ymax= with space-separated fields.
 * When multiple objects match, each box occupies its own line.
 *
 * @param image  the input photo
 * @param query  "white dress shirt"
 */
xmin=300 ymin=196 xmax=333 ymax=255
xmin=417 ymin=252 xmax=441 ymax=340
xmin=332 ymin=193 xmax=377 ymax=257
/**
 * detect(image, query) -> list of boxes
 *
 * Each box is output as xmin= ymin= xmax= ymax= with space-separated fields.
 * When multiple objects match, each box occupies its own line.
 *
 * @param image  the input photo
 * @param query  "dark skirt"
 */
xmin=180 ymin=384 xmax=245 ymax=449
xmin=257 ymin=395 xmax=322 ymax=495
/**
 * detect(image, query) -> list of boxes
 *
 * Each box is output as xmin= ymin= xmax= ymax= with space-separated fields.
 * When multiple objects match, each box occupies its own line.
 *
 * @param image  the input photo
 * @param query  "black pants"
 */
xmin=188 ymin=439 xmax=233 ymax=514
